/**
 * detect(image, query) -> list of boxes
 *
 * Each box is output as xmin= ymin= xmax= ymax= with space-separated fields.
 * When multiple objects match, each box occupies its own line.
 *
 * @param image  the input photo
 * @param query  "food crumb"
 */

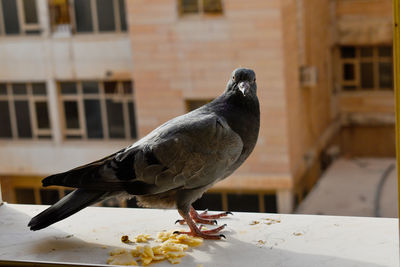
xmin=121 ymin=235 xmax=131 ymax=243
xmin=107 ymin=249 xmax=138 ymax=266
xmin=293 ymin=232 xmax=303 ymax=236
xmin=263 ymin=218 xmax=281 ymax=225
xmin=249 ymin=220 xmax=260 ymax=225
xmin=135 ymin=234 xmax=152 ymax=243
xmin=108 ymin=231 xmax=203 ymax=266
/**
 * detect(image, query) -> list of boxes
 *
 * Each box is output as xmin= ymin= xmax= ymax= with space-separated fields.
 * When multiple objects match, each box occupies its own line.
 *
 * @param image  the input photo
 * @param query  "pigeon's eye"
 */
xmin=232 ymin=76 xmax=236 ymax=81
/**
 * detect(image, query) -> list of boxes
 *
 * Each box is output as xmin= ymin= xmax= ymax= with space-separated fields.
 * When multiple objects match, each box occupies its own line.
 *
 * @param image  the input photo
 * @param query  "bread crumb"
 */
xmin=108 ymin=231 xmax=203 ymax=266
xmin=107 ymin=249 xmax=138 ymax=266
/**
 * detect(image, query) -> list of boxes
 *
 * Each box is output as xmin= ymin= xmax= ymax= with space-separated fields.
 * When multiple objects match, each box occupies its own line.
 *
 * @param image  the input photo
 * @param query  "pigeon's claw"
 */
xmin=177 ymin=209 xmax=227 ymax=240
xmin=192 ymin=207 xmax=232 ymax=220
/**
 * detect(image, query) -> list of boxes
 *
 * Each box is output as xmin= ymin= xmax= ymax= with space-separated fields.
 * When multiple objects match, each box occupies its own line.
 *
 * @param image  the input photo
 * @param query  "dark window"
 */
xmin=49 ymin=0 xmax=71 ymax=31
xmin=227 ymin=193 xmax=259 ymax=212
xmin=179 ymin=0 xmax=223 ymax=15
xmin=118 ymin=0 xmax=127 ymax=31
xmin=84 ymin=99 xmax=103 ymax=138
xmin=128 ymin=102 xmax=137 ymax=139
xmin=32 ymin=83 xmax=47 ymax=95
xmin=14 ymin=100 xmax=32 ymax=138
xmin=0 ymin=101 xmax=12 ymax=138
xmin=186 ymin=99 xmax=212 ymax=112
xmin=340 ymin=46 xmax=393 ymax=91
xmin=22 ymin=0 xmax=38 ymax=24
xmin=1 ymin=0 xmax=20 ymax=34
xmin=123 ymin=81 xmax=133 ymax=94
xmin=15 ymin=188 xmax=35 ymax=204
xmin=340 ymin=46 xmax=355 ymax=58
xmin=360 ymin=62 xmax=374 ymax=89
xmin=343 ymin=64 xmax=355 ymax=81
xmin=96 ymin=0 xmax=115 ymax=32
xmin=203 ymin=0 xmax=223 ymax=13
xmin=35 ymin=101 xmax=50 ymax=129
xmin=60 ymin=80 xmax=135 ymax=140
xmin=66 ymin=134 xmax=82 ymax=139
xmin=64 ymin=101 xmax=80 ymax=129
xmin=192 ymin=193 xmax=223 ymax=211
xmin=180 ymin=0 xmax=199 ymax=14
xmin=38 ymin=135 xmax=51 ymax=139
xmin=60 ymin=82 xmax=78 ymax=94
xmin=379 ymin=62 xmax=393 ymax=89
xmin=0 ymin=84 xmax=6 ymax=95
xmin=104 ymin=82 xmax=117 ymax=94
xmin=40 ymin=189 xmax=60 ymax=205
xmin=264 ymin=194 xmax=277 ymax=213
xmin=74 ymin=0 xmax=94 ymax=32
xmin=106 ymin=99 xmax=125 ymax=138
xmin=360 ymin=47 xmax=373 ymax=57
xmin=378 ymin=46 xmax=392 ymax=57
xmin=12 ymin=83 xmax=27 ymax=95
xmin=82 ymin=81 xmax=99 ymax=94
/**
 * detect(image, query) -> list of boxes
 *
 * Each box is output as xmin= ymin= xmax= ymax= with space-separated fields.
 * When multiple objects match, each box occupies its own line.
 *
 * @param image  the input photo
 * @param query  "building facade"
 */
xmin=0 ymin=0 xmax=395 ymax=214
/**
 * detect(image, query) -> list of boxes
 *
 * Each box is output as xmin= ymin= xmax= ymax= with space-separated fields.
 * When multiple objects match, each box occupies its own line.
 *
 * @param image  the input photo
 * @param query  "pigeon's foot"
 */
xmin=177 ymin=209 xmax=227 ymax=240
xmin=197 ymin=208 xmax=233 ymax=219
xmin=175 ymin=206 xmax=232 ymax=225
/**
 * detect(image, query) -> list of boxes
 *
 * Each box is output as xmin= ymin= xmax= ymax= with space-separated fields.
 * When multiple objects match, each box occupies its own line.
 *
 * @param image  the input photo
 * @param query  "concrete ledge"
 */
xmin=0 ymin=204 xmax=398 ymax=267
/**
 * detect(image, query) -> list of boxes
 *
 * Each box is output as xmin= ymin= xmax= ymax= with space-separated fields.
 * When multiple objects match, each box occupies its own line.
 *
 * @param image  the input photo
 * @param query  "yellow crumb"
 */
xmin=107 ymin=250 xmax=138 ymax=266
xmin=108 ymin=231 xmax=204 ymax=266
xmin=135 ymin=234 xmax=152 ymax=243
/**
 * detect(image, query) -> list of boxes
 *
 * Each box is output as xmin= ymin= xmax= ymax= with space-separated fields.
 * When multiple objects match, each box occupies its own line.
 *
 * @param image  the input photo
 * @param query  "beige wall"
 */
xmin=282 ymin=0 xmax=335 ymax=188
xmin=127 ymin=0 xmax=292 ymax=183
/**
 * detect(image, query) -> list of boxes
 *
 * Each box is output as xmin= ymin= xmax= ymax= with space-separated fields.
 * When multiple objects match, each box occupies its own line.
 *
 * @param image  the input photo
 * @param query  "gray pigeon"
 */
xmin=28 ymin=68 xmax=260 ymax=239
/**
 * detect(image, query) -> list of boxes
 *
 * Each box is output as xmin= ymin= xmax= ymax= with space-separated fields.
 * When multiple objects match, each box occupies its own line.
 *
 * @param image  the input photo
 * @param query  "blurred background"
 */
xmin=0 ymin=0 xmax=397 ymax=218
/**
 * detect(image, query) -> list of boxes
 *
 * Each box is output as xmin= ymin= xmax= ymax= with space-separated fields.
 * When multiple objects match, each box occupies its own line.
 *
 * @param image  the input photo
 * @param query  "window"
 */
xmin=178 ymin=0 xmax=223 ymax=15
xmin=186 ymin=99 xmax=213 ymax=112
xmin=339 ymin=46 xmax=393 ymax=91
xmin=0 ymin=82 xmax=51 ymax=139
xmin=59 ymin=80 xmax=137 ymax=140
xmin=49 ymin=0 xmax=127 ymax=34
xmin=0 ymin=0 xmax=40 ymax=35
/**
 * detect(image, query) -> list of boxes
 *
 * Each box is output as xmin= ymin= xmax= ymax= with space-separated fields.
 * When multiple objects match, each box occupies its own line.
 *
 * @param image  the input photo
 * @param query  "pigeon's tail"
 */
xmin=28 ymin=189 xmax=107 ymax=231
xmin=41 ymin=153 xmax=118 ymax=189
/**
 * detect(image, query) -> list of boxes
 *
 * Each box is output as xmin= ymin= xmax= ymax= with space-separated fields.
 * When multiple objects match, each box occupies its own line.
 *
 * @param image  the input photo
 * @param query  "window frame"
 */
xmin=0 ymin=82 xmax=52 ymax=140
xmin=338 ymin=45 xmax=393 ymax=92
xmin=58 ymin=80 xmax=137 ymax=141
xmin=71 ymin=0 xmax=126 ymax=34
xmin=178 ymin=0 xmax=224 ymax=16
xmin=0 ymin=0 xmax=41 ymax=36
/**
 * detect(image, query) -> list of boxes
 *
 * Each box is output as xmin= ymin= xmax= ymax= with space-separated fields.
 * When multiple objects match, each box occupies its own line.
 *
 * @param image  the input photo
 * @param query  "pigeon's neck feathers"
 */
xmin=208 ymin=90 xmax=260 ymax=160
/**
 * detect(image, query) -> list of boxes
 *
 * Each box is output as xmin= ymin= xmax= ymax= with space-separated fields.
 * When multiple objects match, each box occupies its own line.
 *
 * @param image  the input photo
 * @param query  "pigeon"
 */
xmin=28 ymin=68 xmax=260 ymax=239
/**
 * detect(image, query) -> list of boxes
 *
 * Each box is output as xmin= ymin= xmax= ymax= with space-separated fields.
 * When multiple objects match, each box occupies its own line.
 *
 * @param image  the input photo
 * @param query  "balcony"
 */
xmin=0 ymin=203 xmax=398 ymax=266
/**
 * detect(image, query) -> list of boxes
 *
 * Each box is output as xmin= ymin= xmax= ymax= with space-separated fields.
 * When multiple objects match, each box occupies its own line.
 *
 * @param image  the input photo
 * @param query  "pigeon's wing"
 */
xmin=42 ymin=113 xmax=243 ymax=195
xmin=137 ymin=113 xmax=244 ymax=192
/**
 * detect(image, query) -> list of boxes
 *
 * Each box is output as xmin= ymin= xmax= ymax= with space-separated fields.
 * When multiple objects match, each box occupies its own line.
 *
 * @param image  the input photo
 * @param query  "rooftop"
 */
xmin=0 ymin=203 xmax=398 ymax=266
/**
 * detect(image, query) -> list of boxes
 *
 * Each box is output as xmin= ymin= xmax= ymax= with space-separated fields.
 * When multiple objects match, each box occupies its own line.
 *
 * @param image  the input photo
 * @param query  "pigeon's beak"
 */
xmin=238 ymin=81 xmax=250 ymax=96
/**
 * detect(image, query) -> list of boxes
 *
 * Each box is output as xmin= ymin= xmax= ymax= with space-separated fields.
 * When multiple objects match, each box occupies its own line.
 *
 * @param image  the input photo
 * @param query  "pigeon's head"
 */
xmin=227 ymin=68 xmax=257 ymax=97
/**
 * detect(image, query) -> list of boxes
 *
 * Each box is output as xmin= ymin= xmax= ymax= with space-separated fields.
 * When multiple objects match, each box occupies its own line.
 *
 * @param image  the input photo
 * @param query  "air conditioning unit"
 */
xmin=300 ymin=66 xmax=318 ymax=87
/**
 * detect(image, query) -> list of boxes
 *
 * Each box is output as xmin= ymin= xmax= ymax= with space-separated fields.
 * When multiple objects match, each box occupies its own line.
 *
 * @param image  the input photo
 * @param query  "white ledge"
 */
xmin=0 ymin=203 xmax=398 ymax=267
